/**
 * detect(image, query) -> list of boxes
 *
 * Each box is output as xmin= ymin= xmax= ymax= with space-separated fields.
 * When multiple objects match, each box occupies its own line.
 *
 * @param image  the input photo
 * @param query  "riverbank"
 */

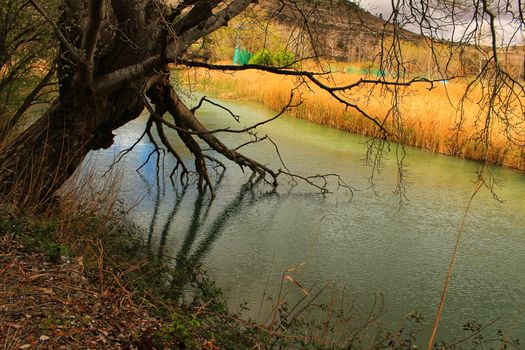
xmin=0 ymin=201 xmax=265 ymax=349
xmin=180 ymin=67 xmax=525 ymax=172
xmin=0 ymin=234 xmax=163 ymax=348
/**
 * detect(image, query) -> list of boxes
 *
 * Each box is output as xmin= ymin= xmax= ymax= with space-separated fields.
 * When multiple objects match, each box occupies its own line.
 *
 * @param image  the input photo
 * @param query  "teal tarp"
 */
xmin=233 ymin=47 xmax=252 ymax=65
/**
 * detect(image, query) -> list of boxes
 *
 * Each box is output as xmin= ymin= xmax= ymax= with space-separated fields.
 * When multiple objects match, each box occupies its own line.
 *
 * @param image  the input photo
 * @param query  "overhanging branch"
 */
xmin=177 ymin=59 xmax=461 ymax=137
xmin=93 ymin=56 xmax=169 ymax=95
xmin=180 ymin=0 xmax=256 ymax=46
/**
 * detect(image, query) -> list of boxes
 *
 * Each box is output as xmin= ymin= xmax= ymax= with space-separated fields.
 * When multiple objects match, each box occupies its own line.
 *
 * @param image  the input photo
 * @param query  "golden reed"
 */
xmin=181 ymin=67 xmax=525 ymax=171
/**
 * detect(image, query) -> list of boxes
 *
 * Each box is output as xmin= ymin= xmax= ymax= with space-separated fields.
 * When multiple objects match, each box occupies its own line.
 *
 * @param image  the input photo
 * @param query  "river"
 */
xmin=85 ymin=93 xmax=525 ymax=345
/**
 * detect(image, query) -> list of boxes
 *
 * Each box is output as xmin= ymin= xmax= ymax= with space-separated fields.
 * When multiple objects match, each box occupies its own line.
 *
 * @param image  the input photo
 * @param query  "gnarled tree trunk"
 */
xmin=0 ymin=0 xmax=258 ymax=204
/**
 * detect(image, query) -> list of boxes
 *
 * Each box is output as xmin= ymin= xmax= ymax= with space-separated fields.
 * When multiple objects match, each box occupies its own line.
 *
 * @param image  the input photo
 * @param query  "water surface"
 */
xmin=88 ymin=95 xmax=525 ymax=344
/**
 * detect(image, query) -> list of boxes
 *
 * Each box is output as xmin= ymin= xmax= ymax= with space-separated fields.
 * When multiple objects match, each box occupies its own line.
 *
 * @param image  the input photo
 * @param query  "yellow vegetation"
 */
xmin=180 ymin=66 xmax=525 ymax=171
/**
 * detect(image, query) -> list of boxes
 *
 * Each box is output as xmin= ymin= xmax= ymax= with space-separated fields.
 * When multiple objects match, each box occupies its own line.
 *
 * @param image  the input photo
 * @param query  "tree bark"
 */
xmin=0 ymin=0 xmax=257 ymax=204
xmin=0 ymin=0 xmax=157 ymax=203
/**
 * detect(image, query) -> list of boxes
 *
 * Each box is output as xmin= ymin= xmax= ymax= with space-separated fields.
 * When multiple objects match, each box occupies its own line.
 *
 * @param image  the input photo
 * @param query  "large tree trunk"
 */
xmin=0 ymin=0 xmax=164 ymax=203
xmin=0 ymin=89 xmax=144 ymax=204
xmin=0 ymin=0 xmax=264 ymax=204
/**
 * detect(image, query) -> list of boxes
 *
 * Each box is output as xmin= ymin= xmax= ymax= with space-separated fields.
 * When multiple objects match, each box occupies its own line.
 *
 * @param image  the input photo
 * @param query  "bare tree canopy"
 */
xmin=0 ymin=0 xmax=523 ymax=206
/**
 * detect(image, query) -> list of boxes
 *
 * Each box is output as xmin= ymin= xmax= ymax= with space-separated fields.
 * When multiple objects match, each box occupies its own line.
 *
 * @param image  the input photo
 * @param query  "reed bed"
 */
xmin=182 ymin=66 xmax=525 ymax=171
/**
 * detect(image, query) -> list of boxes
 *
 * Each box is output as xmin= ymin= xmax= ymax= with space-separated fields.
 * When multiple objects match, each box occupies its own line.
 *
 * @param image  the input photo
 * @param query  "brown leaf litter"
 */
xmin=0 ymin=235 xmax=164 ymax=349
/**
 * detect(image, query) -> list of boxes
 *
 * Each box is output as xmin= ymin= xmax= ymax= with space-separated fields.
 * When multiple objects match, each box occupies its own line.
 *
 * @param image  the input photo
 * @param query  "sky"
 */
xmin=356 ymin=0 xmax=392 ymax=18
xmin=355 ymin=0 xmax=525 ymax=45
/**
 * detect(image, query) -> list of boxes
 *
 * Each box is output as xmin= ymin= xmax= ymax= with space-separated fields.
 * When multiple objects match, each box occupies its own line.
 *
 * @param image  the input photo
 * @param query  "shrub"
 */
xmin=248 ymin=48 xmax=275 ymax=66
xmin=274 ymin=49 xmax=296 ymax=67
xmin=248 ymin=49 xmax=296 ymax=67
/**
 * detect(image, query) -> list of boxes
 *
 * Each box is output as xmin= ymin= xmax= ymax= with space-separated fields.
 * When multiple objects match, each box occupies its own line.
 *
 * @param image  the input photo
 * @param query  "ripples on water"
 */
xmin=86 ymin=95 xmax=525 ymax=344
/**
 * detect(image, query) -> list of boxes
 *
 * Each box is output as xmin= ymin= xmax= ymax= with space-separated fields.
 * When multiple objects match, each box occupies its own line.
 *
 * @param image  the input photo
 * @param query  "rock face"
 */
xmin=259 ymin=0 xmax=421 ymax=61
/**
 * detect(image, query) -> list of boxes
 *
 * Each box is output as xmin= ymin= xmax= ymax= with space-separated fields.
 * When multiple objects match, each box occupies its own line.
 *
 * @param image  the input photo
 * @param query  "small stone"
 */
xmin=40 ymin=335 xmax=50 ymax=341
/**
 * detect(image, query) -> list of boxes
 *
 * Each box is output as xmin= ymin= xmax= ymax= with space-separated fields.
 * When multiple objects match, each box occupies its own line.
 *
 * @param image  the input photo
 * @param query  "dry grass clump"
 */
xmin=182 ymin=66 xmax=525 ymax=171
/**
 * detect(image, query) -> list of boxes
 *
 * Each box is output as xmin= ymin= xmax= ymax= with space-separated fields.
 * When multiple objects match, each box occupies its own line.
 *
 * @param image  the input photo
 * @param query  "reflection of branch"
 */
xmin=176 ymin=191 xmax=211 ymax=263
xmin=147 ymin=175 xmax=162 ymax=246
xmin=158 ymin=182 xmax=336 ymax=305
xmin=158 ymin=186 xmax=188 ymax=259
xmin=170 ymin=184 xmax=257 ymax=297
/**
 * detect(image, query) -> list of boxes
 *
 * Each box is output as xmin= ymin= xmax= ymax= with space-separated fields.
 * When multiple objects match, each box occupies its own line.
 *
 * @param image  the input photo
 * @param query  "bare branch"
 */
xmin=28 ymin=0 xmax=82 ymax=62
xmin=1 ymin=64 xmax=56 ymax=140
xmin=191 ymin=96 xmax=241 ymax=123
xmin=93 ymin=56 xmax=167 ymax=95
xmin=177 ymin=59 xmax=459 ymax=138
xmin=75 ymin=0 xmax=105 ymax=88
xmin=180 ymin=0 xmax=256 ymax=46
xmin=154 ymin=119 xmax=190 ymax=180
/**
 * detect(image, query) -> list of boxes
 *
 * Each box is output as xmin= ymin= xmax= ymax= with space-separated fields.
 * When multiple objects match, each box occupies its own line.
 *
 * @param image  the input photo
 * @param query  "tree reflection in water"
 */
xmin=143 ymin=173 xmax=276 ymax=300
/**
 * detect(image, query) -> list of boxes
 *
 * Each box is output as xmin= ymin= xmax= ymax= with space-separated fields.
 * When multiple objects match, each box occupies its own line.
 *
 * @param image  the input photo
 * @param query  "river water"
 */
xmin=86 ymin=94 xmax=525 ymax=345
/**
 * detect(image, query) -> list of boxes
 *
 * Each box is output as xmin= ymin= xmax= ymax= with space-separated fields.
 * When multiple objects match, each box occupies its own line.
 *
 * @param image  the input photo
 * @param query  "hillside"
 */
xmin=202 ymin=0 xmax=523 ymax=79
xmin=258 ymin=0 xmax=422 ymax=61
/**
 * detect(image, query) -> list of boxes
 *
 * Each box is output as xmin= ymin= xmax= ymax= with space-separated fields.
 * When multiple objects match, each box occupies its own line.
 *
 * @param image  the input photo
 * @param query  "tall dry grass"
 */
xmin=0 ymin=157 xmax=154 ymax=297
xmin=182 ymin=66 xmax=525 ymax=171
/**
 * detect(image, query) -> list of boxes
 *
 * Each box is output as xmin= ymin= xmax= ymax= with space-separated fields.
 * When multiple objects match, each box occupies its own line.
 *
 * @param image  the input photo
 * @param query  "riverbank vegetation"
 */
xmin=181 ymin=65 xmax=525 ymax=171
xmin=0 ymin=167 xmax=412 ymax=349
xmin=0 ymin=170 xmax=265 ymax=348
xmin=177 ymin=2 xmax=525 ymax=173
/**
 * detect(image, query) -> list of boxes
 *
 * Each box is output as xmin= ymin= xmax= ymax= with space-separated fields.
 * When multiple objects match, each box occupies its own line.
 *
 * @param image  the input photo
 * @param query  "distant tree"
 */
xmin=0 ymin=0 xmax=56 ymax=141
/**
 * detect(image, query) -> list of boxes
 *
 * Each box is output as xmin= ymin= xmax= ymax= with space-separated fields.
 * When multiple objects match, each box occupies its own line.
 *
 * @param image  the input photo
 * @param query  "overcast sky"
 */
xmin=357 ymin=0 xmax=393 ymax=18
xmin=355 ymin=0 xmax=525 ymax=44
